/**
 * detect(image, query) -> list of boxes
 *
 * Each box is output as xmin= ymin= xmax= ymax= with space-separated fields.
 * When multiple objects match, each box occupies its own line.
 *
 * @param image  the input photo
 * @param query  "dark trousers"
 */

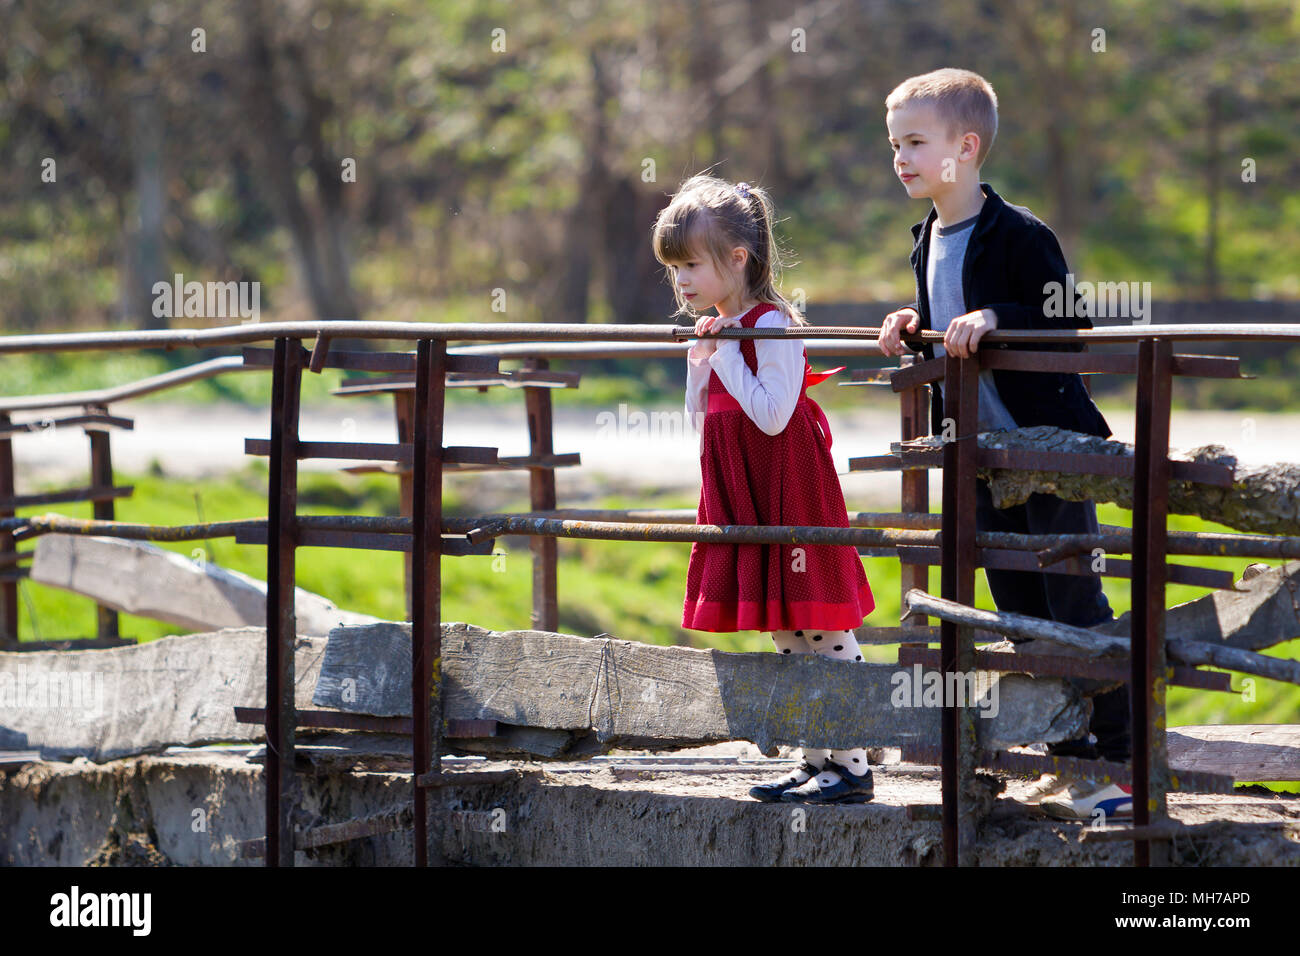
xmin=975 ymin=479 xmax=1131 ymax=763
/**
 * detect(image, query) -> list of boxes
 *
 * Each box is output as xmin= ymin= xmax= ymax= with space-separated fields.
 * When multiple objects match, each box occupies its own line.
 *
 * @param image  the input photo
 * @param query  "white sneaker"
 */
xmin=1020 ymin=773 xmax=1072 ymax=806
xmin=1040 ymin=779 xmax=1133 ymax=821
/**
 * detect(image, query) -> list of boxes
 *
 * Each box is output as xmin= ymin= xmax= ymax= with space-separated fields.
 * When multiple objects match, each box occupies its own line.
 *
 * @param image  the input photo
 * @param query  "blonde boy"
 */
xmin=879 ymin=69 xmax=1132 ymax=822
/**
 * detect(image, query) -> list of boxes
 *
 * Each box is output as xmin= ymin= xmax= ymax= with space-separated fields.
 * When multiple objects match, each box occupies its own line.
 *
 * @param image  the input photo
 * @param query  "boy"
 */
xmin=879 ymin=68 xmax=1132 ymax=821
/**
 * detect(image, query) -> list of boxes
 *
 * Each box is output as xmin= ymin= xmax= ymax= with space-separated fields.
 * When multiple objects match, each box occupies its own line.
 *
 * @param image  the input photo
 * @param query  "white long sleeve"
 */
xmin=685 ymin=340 xmax=713 ymax=436
xmin=685 ymin=310 xmax=805 ymax=437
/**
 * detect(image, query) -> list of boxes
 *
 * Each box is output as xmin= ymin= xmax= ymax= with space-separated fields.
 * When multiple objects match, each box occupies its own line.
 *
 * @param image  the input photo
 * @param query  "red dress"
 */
xmin=682 ymin=303 xmax=875 ymax=632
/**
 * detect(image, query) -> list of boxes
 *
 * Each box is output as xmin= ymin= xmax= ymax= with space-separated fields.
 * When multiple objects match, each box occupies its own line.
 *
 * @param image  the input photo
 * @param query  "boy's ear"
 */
xmin=959 ymin=131 xmax=981 ymax=164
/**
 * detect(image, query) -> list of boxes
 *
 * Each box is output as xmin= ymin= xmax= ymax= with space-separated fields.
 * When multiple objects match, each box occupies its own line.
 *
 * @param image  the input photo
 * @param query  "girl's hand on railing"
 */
xmin=692 ymin=314 xmax=741 ymax=356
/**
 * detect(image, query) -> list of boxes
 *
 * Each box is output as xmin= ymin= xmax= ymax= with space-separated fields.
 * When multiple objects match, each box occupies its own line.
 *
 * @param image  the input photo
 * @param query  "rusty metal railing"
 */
xmin=0 ymin=356 xmax=256 ymax=649
xmin=2 ymin=320 xmax=1299 ymax=868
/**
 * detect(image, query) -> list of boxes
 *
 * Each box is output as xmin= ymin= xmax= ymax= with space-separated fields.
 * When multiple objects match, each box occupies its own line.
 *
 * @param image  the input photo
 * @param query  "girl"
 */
xmin=653 ymin=174 xmax=877 ymax=805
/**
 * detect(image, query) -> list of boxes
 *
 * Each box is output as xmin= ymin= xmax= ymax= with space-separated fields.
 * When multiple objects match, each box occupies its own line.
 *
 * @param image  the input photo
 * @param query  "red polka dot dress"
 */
xmin=682 ymin=303 xmax=875 ymax=632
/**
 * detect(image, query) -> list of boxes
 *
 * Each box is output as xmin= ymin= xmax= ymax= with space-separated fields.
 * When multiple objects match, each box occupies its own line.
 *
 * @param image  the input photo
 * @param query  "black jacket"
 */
xmin=904 ymin=182 xmax=1111 ymax=439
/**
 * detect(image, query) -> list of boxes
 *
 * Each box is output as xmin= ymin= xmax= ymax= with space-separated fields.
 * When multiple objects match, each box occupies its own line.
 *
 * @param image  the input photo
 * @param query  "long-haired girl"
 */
xmin=653 ymin=173 xmax=877 ymax=804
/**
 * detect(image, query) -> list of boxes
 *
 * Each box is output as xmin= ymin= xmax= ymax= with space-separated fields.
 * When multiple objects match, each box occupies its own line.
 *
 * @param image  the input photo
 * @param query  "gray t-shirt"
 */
xmin=926 ymin=214 xmax=1019 ymax=432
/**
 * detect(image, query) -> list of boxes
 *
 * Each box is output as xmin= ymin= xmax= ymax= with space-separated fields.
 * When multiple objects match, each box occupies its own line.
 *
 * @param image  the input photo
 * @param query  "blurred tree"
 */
xmin=0 ymin=0 xmax=1297 ymax=336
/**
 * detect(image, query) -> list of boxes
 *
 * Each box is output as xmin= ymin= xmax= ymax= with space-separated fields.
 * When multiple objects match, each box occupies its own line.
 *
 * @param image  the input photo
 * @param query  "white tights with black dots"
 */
xmin=770 ymin=628 xmax=870 ymax=787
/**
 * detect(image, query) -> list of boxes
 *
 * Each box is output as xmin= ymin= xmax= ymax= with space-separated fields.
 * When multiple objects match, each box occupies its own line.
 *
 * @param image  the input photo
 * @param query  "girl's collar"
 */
xmin=719 ymin=302 xmax=778 ymax=325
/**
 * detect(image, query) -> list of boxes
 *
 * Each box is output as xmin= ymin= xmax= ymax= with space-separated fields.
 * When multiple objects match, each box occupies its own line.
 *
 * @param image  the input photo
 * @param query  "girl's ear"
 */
xmin=730 ymin=246 xmax=749 ymax=272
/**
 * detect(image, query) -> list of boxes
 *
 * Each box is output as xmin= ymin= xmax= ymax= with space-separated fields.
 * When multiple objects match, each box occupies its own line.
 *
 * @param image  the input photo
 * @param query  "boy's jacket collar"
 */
xmin=909 ymin=181 xmax=1004 ymax=264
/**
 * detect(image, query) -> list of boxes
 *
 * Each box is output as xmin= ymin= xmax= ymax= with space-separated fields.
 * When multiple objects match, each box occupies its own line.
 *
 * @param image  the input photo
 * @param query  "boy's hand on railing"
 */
xmin=944 ymin=308 xmax=997 ymax=359
xmin=879 ymin=308 xmax=920 ymax=356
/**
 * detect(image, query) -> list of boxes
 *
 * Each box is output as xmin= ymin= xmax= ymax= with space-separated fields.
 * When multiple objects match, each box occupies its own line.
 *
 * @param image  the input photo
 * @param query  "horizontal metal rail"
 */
xmin=2 ymin=322 xmax=1300 ymax=356
xmin=893 ymin=545 xmax=1236 ymax=590
xmin=0 ymin=412 xmax=135 ymax=436
xmin=4 ymin=636 xmax=136 ymax=651
xmin=238 ymin=807 xmax=414 ymax=859
xmin=447 ymin=341 xmax=889 ymax=360
xmin=0 ymin=356 xmax=253 ymax=413
xmin=6 ymin=512 xmax=1299 ymax=566
xmin=0 ymin=485 xmax=134 ymax=510
xmin=0 ymin=512 xmax=943 ymax=548
xmin=895 ymin=646 xmax=1232 ymax=691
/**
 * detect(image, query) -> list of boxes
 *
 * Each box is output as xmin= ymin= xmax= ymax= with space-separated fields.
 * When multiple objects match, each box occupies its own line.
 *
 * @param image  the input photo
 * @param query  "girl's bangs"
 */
xmin=654 ymin=206 xmax=711 ymax=264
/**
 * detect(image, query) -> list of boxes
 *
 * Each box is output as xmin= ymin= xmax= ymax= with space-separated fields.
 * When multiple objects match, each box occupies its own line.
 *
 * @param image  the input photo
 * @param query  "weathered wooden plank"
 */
xmin=1165 ymin=638 xmax=1300 ymax=686
xmin=30 ymin=534 xmax=377 ymax=636
xmin=9 ymin=625 xmax=1284 ymax=774
xmin=1096 ymin=559 xmax=1300 ymax=652
xmin=905 ymin=588 xmax=1300 ymax=686
xmin=0 ymin=627 xmax=660 ymax=762
xmin=0 ymin=628 xmax=327 ymax=761
xmin=904 ymin=589 xmax=1127 ymax=655
xmin=1167 ymin=724 xmax=1300 ymax=782
xmin=956 ymin=425 xmax=1300 ymax=537
xmin=312 ymin=622 xmax=1089 ymax=753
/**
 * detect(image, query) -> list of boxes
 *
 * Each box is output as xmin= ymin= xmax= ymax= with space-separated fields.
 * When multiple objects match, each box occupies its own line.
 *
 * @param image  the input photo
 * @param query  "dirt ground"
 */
xmin=561 ymin=741 xmax=1300 ymax=829
xmin=4 ymin=740 xmax=1298 ymax=866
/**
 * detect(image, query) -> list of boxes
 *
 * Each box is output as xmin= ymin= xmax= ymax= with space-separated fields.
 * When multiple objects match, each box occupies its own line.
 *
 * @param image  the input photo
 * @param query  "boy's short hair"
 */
xmin=886 ymin=68 xmax=998 ymax=167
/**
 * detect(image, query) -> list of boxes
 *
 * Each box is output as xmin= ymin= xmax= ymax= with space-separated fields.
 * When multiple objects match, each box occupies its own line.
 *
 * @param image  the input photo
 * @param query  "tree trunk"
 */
xmin=287 ymin=40 xmax=360 ymax=320
xmin=239 ymin=0 xmax=358 ymax=322
xmin=124 ymin=91 xmax=167 ymax=329
xmin=1205 ymin=86 xmax=1222 ymax=300
xmin=547 ymin=50 xmax=611 ymax=323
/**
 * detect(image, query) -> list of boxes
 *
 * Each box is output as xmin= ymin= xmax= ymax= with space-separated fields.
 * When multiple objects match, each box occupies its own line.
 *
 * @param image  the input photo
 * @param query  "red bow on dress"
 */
xmin=800 ymin=363 xmax=845 ymax=448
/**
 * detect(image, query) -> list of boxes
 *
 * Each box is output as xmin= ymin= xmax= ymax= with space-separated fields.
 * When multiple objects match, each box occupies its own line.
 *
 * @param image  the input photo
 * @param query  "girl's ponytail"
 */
xmin=652 ymin=173 xmax=806 ymax=326
xmin=743 ymin=183 xmax=805 ymax=326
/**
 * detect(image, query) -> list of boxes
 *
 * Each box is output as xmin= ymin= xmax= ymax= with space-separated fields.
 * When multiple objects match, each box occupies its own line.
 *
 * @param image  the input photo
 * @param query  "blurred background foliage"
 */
xmin=1 ymin=0 xmax=1297 ymax=342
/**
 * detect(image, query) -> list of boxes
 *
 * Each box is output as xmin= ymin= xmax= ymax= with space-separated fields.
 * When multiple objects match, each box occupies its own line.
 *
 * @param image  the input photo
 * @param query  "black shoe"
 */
xmin=780 ymin=760 xmax=874 ymax=804
xmin=748 ymin=761 xmax=823 ymax=802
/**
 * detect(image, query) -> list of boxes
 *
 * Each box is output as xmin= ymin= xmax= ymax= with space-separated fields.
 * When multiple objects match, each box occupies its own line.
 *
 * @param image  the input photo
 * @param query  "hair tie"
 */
xmin=736 ymin=182 xmax=752 ymax=199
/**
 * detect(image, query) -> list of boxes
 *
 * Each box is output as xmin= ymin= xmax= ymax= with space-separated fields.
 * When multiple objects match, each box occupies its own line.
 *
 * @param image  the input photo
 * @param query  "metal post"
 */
xmin=1131 ymin=338 xmax=1173 ymax=866
xmin=940 ymin=353 xmax=979 ymax=866
xmin=899 ymin=353 xmax=930 ymax=632
xmin=0 ymin=414 xmax=16 ymax=649
xmin=412 ymin=339 xmax=447 ymax=867
xmin=394 ymin=391 xmax=415 ymax=621
xmin=87 ymin=415 xmax=120 ymax=640
xmin=523 ymin=358 xmax=558 ymax=632
xmin=265 ymin=338 xmax=301 ymax=867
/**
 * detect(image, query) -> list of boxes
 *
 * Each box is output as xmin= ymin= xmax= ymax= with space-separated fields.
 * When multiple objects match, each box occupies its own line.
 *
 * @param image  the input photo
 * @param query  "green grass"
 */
xmin=11 ymin=469 xmax=1297 ymax=788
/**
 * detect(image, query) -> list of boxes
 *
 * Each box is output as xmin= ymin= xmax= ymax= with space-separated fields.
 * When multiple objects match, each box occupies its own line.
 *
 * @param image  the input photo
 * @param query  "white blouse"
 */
xmin=685 ymin=308 xmax=806 ymax=439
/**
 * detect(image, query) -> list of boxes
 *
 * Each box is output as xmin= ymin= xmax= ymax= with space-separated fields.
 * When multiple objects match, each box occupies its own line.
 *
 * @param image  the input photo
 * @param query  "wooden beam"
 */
xmin=963 ymin=425 xmax=1300 ymax=537
xmin=311 ymin=622 xmax=1090 ymax=754
xmin=0 ymin=628 xmax=328 ymax=760
xmin=1166 ymin=725 xmax=1300 ymax=782
xmin=29 ymin=534 xmax=378 ymax=636
xmin=904 ymin=589 xmax=1128 ymax=655
xmin=8 ymin=627 xmax=1292 ymax=779
xmin=904 ymin=588 xmax=1300 ymax=686
xmin=1095 ymin=559 xmax=1300 ymax=653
